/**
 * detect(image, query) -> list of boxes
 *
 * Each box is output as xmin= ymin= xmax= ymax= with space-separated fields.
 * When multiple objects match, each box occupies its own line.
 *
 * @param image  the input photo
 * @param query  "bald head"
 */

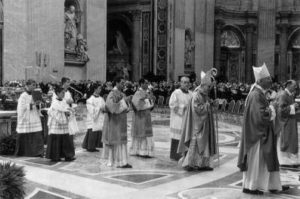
xmin=180 ymin=76 xmax=190 ymax=92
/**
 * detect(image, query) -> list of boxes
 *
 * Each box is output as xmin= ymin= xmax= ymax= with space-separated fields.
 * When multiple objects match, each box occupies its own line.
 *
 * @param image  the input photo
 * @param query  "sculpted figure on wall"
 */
xmin=64 ymin=4 xmax=89 ymax=64
xmin=184 ymin=29 xmax=195 ymax=69
xmin=76 ymin=34 xmax=89 ymax=62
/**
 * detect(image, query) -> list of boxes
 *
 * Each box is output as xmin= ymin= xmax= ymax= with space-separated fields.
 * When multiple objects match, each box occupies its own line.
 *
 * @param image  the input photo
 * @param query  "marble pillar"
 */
xmin=131 ymin=10 xmax=141 ymax=82
xmin=279 ymin=23 xmax=289 ymax=82
xmin=214 ymin=20 xmax=224 ymax=72
xmin=86 ymin=0 xmax=107 ymax=81
xmin=173 ymin=0 xmax=185 ymax=80
xmin=257 ymin=0 xmax=276 ymax=76
xmin=245 ymin=23 xmax=254 ymax=83
xmin=3 ymin=0 xmax=27 ymax=81
xmin=194 ymin=0 xmax=215 ymax=78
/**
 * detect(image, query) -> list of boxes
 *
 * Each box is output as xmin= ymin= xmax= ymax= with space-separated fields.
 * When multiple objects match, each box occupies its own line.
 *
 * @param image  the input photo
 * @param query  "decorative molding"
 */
xmin=131 ymin=10 xmax=142 ymax=21
xmin=142 ymin=11 xmax=152 ymax=75
xmin=155 ymin=0 xmax=168 ymax=76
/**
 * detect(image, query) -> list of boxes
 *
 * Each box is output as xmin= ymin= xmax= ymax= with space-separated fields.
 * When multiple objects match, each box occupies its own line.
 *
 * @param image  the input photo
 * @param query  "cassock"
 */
xmin=130 ymin=88 xmax=154 ymax=157
xmin=15 ymin=91 xmax=44 ymax=157
xmin=82 ymin=95 xmax=105 ymax=151
xmin=177 ymin=87 xmax=217 ymax=169
xmin=276 ymin=89 xmax=299 ymax=166
xmin=237 ymin=85 xmax=282 ymax=191
xmin=46 ymin=98 xmax=75 ymax=161
xmin=169 ymin=88 xmax=192 ymax=160
xmin=102 ymin=87 xmax=130 ymax=167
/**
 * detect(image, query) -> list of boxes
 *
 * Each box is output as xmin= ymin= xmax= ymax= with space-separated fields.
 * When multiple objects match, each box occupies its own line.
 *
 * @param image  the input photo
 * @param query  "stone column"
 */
xmin=279 ymin=23 xmax=289 ymax=81
xmin=245 ymin=23 xmax=254 ymax=83
xmin=214 ymin=20 xmax=224 ymax=72
xmin=257 ymin=0 xmax=276 ymax=76
xmin=131 ymin=10 xmax=142 ymax=81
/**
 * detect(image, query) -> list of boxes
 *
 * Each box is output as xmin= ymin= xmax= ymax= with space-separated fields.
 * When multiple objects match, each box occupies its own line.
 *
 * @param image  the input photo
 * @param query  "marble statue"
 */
xmin=76 ymin=34 xmax=89 ymax=62
xmin=65 ymin=5 xmax=77 ymax=51
xmin=184 ymin=29 xmax=195 ymax=68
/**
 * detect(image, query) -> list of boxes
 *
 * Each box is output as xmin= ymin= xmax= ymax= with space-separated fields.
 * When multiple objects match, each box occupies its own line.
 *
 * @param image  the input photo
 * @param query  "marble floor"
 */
xmin=0 ymin=110 xmax=300 ymax=199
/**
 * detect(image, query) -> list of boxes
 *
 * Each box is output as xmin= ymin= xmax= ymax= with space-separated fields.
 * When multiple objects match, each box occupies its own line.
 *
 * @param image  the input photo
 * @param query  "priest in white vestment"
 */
xmin=169 ymin=76 xmax=192 ymax=160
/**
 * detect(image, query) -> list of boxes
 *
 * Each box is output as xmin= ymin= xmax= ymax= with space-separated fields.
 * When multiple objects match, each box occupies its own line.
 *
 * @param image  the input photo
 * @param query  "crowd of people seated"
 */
xmin=0 ymin=79 xmax=290 ymax=108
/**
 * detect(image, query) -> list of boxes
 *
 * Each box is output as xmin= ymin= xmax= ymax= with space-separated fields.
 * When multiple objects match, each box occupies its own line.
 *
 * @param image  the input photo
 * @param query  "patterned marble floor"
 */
xmin=0 ymin=111 xmax=299 ymax=199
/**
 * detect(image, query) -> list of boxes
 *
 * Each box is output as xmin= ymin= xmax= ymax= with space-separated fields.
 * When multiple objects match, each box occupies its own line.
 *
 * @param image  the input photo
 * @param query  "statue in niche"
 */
xmin=76 ymin=34 xmax=89 ymax=62
xmin=184 ymin=29 xmax=195 ymax=69
xmin=65 ymin=5 xmax=78 ymax=51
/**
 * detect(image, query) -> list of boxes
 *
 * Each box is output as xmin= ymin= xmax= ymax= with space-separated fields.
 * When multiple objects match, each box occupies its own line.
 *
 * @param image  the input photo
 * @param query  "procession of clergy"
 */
xmin=15 ymin=62 xmax=299 ymax=195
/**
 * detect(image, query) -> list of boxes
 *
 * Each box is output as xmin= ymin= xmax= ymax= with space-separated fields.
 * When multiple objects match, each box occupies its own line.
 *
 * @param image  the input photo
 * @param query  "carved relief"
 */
xmin=221 ymin=30 xmax=240 ymax=48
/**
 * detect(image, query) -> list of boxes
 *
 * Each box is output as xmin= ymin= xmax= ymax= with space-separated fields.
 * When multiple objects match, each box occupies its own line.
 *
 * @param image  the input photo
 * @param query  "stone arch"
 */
xmin=287 ymin=27 xmax=300 ymax=79
xmin=107 ymin=14 xmax=133 ymax=33
xmin=219 ymin=24 xmax=246 ymax=82
xmin=288 ymin=27 xmax=300 ymax=49
xmin=221 ymin=25 xmax=246 ymax=47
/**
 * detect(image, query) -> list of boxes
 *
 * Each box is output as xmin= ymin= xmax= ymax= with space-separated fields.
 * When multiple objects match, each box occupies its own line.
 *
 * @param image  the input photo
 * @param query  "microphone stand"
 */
xmin=214 ymin=84 xmax=220 ymax=167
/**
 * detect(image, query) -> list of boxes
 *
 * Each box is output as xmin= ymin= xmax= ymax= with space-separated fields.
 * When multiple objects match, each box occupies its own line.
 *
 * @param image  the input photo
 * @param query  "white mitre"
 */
xmin=252 ymin=63 xmax=270 ymax=82
xmin=200 ymin=71 xmax=206 ymax=80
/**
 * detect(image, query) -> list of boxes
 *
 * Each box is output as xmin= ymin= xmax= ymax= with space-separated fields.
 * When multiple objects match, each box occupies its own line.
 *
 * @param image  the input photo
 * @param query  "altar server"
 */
xmin=15 ymin=79 xmax=44 ymax=157
xmin=82 ymin=85 xmax=105 ymax=152
xmin=46 ymin=86 xmax=76 ymax=162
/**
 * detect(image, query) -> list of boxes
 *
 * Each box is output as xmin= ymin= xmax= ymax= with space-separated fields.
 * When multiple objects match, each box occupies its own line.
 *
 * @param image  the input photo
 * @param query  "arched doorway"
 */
xmin=107 ymin=16 xmax=132 ymax=81
xmin=287 ymin=28 xmax=300 ymax=80
xmin=219 ymin=28 xmax=245 ymax=82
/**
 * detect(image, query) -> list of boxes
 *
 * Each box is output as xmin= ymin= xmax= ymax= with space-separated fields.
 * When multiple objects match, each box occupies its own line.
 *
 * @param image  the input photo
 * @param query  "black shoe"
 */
xmin=117 ymin=164 xmax=132 ymax=168
xmin=87 ymin=149 xmax=99 ymax=152
xmin=50 ymin=159 xmax=61 ymax=162
xmin=270 ymin=186 xmax=290 ymax=193
xmin=140 ymin=155 xmax=152 ymax=158
xmin=184 ymin=166 xmax=196 ymax=171
xmin=280 ymin=164 xmax=299 ymax=168
xmin=243 ymin=188 xmax=263 ymax=195
xmin=197 ymin=167 xmax=214 ymax=171
xmin=65 ymin=157 xmax=76 ymax=162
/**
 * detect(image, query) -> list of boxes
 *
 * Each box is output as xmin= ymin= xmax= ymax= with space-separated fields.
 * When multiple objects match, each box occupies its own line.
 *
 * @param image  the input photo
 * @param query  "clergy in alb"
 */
xmin=15 ymin=79 xmax=44 ymax=157
xmin=237 ymin=63 xmax=288 ymax=195
xmin=130 ymin=78 xmax=155 ymax=157
xmin=82 ymin=85 xmax=106 ymax=152
xmin=276 ymin=80 xmax=299 ymax=167
xmin=169 ymin=76 xmax=192 ymax=160
xmin=177 ymin=69 xmax=217 ymax=171
xmin=102 ymin=77 xmax=132 ymax=168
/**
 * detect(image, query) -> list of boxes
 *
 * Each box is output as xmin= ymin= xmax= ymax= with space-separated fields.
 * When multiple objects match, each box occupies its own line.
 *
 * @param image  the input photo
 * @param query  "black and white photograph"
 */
xmin=0 ymin=0 xmax=300 ymax=198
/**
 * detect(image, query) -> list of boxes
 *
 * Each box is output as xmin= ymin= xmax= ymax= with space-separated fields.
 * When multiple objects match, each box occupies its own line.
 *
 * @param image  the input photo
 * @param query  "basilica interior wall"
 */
xmin=170 ymin=0 xmax=215 ymax=81
xmin=3 ymin=0 xmax=65 ymax=83
xmin=3 ymin=0 xmax=27 ymax=81
xmin=86 ymin=0 xmax=107 ymax=82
